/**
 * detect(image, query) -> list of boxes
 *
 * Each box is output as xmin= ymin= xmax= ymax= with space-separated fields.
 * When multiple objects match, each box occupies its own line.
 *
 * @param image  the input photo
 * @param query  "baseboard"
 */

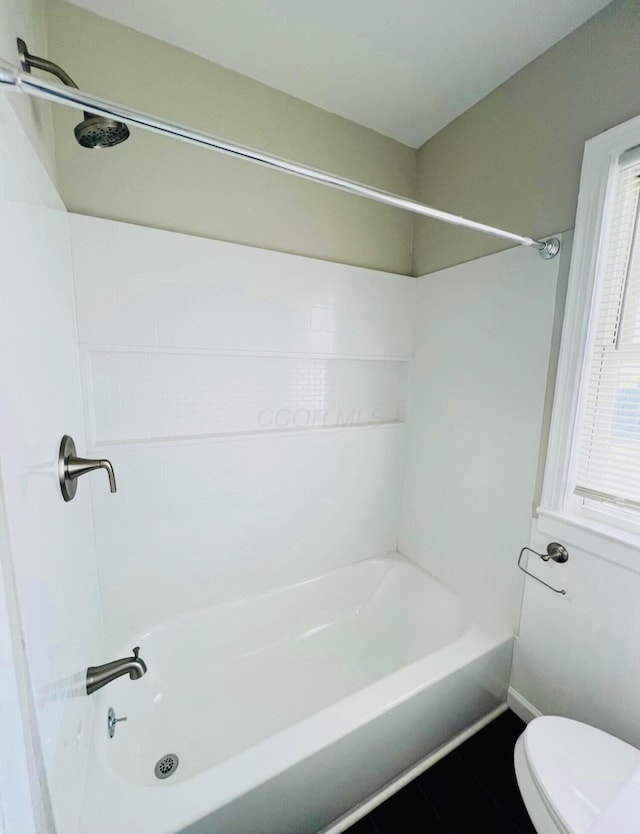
xmin=508 ymin=687 xmax=542 ymax=723
xmin=320 ymin=703 xmax=508 ymax=834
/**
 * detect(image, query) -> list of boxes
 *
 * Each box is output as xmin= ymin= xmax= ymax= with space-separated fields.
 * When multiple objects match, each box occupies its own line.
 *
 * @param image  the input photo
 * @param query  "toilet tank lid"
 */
xmin=523 ymin=716 xmax=640 ymax=834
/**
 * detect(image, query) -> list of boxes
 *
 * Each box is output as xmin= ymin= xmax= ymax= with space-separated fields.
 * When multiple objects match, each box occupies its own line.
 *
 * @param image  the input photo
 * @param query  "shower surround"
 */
xmin=65 ymin=214 xmax=560 ymax=832
xmin=70 ymin=214 xmax=413 ymax=643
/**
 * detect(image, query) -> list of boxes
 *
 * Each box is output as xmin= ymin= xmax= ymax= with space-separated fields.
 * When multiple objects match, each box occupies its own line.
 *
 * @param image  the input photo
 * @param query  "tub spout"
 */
xmin=86 ymin=647 xmax=147 ymax=695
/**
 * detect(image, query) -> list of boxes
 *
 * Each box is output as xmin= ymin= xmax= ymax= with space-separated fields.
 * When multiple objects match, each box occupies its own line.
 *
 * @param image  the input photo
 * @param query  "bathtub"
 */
xmin=79 ymin=555 xmax=512 ymax=834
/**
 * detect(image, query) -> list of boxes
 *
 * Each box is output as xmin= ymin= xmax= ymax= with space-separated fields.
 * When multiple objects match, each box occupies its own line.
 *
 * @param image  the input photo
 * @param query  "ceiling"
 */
xmin=66 ymin=0 xmax=609 ymax=147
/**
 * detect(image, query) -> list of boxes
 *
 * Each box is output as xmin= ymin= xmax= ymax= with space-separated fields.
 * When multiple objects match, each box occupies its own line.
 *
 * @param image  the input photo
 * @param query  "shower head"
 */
xmin=74 ymin=115 xmax=130 ymax=149
xmin=17 ymin=38 xmax=130 ymax=149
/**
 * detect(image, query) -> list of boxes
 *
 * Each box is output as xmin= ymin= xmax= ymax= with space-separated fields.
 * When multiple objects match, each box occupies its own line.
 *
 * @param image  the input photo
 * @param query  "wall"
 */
xmin=0 ymin=0 xmax=55 ymax=178
xmin=69 ymin=214 xmax=414 ymax=648
xmin=509 ymin=109 xmax=640 ymax=746
xmin=0 ymin=95 xmax=103 ymax=834
xmin=511 ymin=514 xmax=640 ymax=748
xmin=1 ymin=6 xmax=56 ymax=830
xmin=413 ymin=0 xmax=640 ymax=275
xmin=45 ymin=0 xmax=416 ymax=276
xmin=398 ymin=245 xmax=560 ymax=632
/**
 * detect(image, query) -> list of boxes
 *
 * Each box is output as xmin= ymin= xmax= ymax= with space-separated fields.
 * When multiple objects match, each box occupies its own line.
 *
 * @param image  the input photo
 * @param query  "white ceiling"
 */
xmin=66 ymin=0 xmax=609 ymax=147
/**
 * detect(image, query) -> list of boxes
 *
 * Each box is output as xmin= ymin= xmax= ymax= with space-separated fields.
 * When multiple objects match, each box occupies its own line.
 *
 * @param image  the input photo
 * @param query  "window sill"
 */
xmin=536 ymin=508 xmax=640 ymax=575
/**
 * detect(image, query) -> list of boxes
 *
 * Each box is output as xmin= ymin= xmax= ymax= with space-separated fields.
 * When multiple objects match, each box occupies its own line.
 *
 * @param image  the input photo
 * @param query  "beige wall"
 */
xmin=34 ymin=0 xmax=640 ymax=276
xmin=45 ymin=0 xmax=416 ymax=274
xmin=0 ymin=0 xmax=55 ymax=176
xmin=413 ymin=0 xmax=640 ymax=276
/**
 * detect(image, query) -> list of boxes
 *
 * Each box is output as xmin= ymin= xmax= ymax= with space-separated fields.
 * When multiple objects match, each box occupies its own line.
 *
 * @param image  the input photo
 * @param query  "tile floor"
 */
xmin=345 ymin=710 xmax=535 ymax=833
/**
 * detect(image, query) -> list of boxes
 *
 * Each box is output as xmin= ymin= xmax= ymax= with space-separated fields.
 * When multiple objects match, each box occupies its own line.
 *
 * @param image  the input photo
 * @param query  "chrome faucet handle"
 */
xmin=58 ymin=435 xmax=117 ymax=502
xmin=133 ymin=646 xmax=140 ymax=658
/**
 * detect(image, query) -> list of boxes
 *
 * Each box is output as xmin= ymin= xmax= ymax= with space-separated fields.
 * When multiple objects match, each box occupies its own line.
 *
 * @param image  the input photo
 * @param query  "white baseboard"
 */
xmin=320 ymin=703 xmax=508 ymax=834
xmin=508 ymin=687 xmax=542 ymax=723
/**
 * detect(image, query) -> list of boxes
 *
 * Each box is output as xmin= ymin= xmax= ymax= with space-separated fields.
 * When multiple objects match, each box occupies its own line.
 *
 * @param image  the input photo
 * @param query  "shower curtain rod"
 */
xmin=0 ymin=61 xmax=560 ymax=260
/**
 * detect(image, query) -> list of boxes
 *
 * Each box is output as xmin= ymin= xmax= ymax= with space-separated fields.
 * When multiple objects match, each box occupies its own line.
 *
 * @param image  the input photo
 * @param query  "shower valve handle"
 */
xmin=58 ymin=435 xmax=117 ymax=502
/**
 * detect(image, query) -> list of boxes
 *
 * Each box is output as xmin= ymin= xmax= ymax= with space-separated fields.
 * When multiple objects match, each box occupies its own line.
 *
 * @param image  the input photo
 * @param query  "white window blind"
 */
xmin=574 ymin=146 xmax=640 ymax=511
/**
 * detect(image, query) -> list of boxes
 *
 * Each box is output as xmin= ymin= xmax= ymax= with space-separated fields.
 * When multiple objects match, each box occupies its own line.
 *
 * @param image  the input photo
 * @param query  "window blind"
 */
xmin=574 ymin=146 xmax=640 ymax=511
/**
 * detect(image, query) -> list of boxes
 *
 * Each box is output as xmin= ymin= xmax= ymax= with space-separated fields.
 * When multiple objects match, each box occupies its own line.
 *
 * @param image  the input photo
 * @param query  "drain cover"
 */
xmin=154 ymin=753 xmax=179 ymax=779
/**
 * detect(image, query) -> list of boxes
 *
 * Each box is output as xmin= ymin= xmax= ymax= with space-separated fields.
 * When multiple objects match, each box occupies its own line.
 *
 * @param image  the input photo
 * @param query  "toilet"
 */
xmin=514 ymin=716 xmax=640 ymax=834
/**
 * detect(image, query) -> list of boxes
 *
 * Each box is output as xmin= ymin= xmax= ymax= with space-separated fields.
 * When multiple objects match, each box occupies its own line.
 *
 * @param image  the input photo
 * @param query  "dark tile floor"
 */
xmin=345 ymin=710 xmax=536 ymax=834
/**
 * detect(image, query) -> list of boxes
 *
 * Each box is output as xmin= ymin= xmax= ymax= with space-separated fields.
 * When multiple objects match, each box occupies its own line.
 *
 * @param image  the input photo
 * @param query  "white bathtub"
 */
xmin=79 ymin=555 xmax=512 ymax=834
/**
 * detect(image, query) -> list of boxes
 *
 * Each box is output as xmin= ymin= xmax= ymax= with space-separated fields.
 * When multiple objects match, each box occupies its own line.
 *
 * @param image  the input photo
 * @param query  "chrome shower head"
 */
xmin=74 ymin=115 xmax=130 ymax=148
xmin=17 ymin=38 xmax=130 ymax=149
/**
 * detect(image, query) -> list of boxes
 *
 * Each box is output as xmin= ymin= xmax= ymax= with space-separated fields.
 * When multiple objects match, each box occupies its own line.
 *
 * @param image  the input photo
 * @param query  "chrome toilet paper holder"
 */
xmin=517 ymin=542 xmax=569 ymax=595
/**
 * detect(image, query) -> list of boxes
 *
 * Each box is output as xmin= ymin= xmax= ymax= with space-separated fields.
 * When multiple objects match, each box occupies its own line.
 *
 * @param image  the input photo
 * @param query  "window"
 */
xmin=542 ymin=115 xmax=640 ymax=539
xmin=574 ymin=146 xmax=640 ymax=515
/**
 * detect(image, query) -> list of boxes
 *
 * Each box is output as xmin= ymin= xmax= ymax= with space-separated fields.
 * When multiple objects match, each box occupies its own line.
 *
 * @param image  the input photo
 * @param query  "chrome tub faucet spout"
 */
xmin=86 ymin=647 xmax=147 ymax=695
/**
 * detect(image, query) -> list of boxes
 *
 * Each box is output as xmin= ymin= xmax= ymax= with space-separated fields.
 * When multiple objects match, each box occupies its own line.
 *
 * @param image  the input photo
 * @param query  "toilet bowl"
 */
xmin=514 ymin=716 xmax=640 ymax=834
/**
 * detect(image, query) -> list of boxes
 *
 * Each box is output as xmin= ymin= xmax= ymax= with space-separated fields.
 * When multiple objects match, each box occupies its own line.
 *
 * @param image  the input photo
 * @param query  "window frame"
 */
xmin=541 ymin=114 xmax=640 ymax=543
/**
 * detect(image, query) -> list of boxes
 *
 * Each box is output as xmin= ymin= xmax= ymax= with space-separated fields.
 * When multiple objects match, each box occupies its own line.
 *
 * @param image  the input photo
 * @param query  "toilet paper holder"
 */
xmin=517 ymin=542 xmax=569 ymax=595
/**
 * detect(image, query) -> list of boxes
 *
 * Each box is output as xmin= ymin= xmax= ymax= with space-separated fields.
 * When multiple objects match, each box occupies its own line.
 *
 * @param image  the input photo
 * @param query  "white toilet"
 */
xmin=514 ymin=716 xmax=640 ymax=834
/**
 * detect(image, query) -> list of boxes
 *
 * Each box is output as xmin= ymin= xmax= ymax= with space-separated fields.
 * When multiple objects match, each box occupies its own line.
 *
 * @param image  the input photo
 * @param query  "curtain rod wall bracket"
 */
xmin=0 ymin=56 xmax=561 ymax=260
xmin=537 ymin=238 xmax=561 ymax=260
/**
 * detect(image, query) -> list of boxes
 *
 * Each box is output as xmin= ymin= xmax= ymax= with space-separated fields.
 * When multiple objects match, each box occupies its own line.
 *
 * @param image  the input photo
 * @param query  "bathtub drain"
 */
xmin=154 ymin=753 xmax=179 ymax=779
